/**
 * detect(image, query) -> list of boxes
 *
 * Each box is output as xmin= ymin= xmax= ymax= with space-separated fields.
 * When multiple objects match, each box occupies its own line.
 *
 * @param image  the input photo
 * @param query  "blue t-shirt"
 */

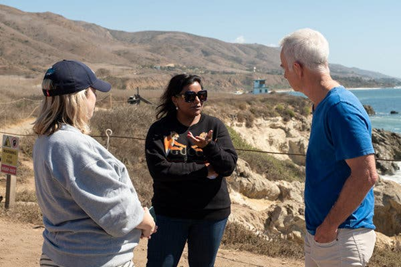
xmin=305 ymin=86 xmax=375 ymax=234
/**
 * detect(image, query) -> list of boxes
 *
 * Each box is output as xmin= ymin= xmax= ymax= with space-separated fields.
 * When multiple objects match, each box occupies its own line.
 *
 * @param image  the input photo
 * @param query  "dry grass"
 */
xmin=0 ymin=201 xmax=42 ymax=225
xmin=222 ymin=222 xmax=304 ymax=259
xmin=90 ymin=105 xmax=156 ymax=206
xmin=205 ymin=92 xmax=312 ymax=128
xmin=0 ymin=76 xmax=42 ymax=125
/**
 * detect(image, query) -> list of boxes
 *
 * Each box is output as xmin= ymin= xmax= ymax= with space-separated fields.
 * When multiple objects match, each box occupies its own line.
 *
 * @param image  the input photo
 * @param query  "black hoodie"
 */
xmin=145 ymin=114 xmax=238 ymax=220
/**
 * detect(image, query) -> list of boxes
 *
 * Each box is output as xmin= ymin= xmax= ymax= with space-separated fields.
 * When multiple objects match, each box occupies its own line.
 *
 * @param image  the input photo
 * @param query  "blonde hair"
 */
xmin=33 ymin=79 xmax=91 ymax=135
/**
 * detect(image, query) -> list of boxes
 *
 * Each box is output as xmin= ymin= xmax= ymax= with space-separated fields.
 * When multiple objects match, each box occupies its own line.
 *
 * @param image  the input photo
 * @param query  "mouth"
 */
xmin=191 ymin=105 xmax=202 ymax=109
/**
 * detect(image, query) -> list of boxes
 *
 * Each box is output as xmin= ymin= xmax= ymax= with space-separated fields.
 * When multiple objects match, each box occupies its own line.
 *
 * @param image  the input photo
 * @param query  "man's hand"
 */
xmin=314 ymin=154 xmax=378 ymax=243
xmin=314 ymin=221 xmax=338 ymax=243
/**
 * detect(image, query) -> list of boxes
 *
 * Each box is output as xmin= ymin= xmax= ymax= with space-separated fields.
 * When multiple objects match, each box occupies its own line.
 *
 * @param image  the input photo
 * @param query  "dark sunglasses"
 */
xmin=175 ymin=90 xmax=207 ymax=103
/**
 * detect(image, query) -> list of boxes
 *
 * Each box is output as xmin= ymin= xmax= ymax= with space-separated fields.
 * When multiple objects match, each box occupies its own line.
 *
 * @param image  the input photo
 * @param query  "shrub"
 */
xmin=0 ymin=202 xmax=42 ymax=225
xmin=16 ymin=189 xmax=37 ymax=202
xmin=90 ymin=105 xmax=156 ymax=206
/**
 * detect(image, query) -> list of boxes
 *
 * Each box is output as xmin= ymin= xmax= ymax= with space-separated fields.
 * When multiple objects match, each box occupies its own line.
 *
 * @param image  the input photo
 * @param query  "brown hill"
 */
xmin=0 ymin=4 xmax=399 ymax=90
xmin=0 ymin=5 xmax=279 ymax=75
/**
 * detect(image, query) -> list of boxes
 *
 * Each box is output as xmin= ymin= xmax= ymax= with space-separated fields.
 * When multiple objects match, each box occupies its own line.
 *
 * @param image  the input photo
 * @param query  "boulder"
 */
xmin=374 ymin=178 xmax=401 ymax=236
xmin=288 ymin=140 xmax=307 ymax=166
xmin=275 ymin=180 xmax=304 ymax=203
xmin=375 ymin=231 xmax=394 ymax=250
xmin=229 ymin=203 xmax=270 ymax=236
xmin=363 ymin=105 xmax=376 ymax=115
xmin=231 ymin=158 xmax=281 ymax=200
xmin=265 ymin=200 xmax=305 ymax=244
xmin=390 ymin=110 xmax=399 ymax=114
xmin=372 ymin=129 xmax=401 ymax=175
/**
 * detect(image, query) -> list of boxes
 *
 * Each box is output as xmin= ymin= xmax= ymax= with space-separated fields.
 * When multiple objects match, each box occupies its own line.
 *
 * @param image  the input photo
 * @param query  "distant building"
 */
xmin=252 ymin=79 xmax=269 ymax=94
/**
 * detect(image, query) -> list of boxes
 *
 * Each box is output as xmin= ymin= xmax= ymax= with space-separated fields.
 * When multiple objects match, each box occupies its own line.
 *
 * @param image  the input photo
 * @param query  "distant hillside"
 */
xmin=0 ymin=4 xmax=400 ymax=90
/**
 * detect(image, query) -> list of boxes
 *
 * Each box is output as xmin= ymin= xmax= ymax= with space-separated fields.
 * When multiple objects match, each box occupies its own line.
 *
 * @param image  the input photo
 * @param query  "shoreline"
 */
xmin=349 ymin=87 xmax=401 ymax=90
xmin=272 ymin=87 xmax=401 ymax=93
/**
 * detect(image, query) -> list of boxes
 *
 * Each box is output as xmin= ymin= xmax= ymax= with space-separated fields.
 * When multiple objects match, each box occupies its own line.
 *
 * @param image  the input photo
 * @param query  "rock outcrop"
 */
xmin=231 ymin=159 xmax=280 ymax=200
xmin=225 ymin=109 xmax=401 ymax=246
xmin=372 ymin=129 xmax=401 ymax=175
xmin=229 ymin=116 xmax=310 ymax=164
xmin=374 ymin=178 xmax=401 ymax=236
xmin=229 ymin=157 xmax=401 ymax=247
xmin=229 ymin=159 xmax=306 ymax=244
xmin=364 ymin=105 xmax=376 ymax=115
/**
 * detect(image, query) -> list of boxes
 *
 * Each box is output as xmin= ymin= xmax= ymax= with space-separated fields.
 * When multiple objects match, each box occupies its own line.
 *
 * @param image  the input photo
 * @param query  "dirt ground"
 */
xmin=0 ymin=119 xmax=303 ymax=267
xmin=0 ymin=218 xmax=303 ymax=267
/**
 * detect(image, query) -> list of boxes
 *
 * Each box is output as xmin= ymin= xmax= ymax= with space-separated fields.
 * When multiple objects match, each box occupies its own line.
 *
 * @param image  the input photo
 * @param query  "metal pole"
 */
xmin=5 ymin=174 xmax=16 ymax=209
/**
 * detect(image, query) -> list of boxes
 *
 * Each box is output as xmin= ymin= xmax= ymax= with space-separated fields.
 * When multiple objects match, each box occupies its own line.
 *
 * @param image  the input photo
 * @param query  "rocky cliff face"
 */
xmin=374 ymin=178 xmax=401 ymax=236
xmin=372 ymin=129 xmax=401 ymax=175
xmin=226 ymin=114 xmax=401 ymax=247
xmin=228 ymin=114 xmax=401 ymax=175
xmin=229 ymin=116 xmax=311 ymax=165
xmin=229 ymin=162 xmax=401 ymax=247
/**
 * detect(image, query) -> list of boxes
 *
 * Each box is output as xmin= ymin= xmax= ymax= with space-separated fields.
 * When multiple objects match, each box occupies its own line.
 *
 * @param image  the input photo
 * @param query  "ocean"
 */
xmin=283 ymin=88 xmax=401 ymax=183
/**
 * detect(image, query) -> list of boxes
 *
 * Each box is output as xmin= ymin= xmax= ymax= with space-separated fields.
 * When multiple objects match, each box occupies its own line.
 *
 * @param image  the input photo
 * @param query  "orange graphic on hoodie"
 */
xmin=164 ymin=132 xmax=186 ymax=155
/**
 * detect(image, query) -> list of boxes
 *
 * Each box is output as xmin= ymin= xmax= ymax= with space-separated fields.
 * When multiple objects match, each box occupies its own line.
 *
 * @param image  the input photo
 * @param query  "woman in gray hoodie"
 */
xmin=33 ymin=60 xmax=156 ymax=267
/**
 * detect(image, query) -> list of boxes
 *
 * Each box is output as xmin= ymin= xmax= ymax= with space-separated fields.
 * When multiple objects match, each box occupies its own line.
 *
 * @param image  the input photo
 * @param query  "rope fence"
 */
xmin=0 ymin=130 xmax=400 ymax=162
xmin=0 ymin=95 xmax=150 ymax=113
xmin=0 ymin=98 xmax=42 ymax=105
xmin=0 ymin=96 xmax=400 ymax=162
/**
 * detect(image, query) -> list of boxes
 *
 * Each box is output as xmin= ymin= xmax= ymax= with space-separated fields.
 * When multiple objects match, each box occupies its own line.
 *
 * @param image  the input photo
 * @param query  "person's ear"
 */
xmin=172 ymin=96 xmax=178 ymax=106
xmin=293 ymin=61 xmax=303 ymax=77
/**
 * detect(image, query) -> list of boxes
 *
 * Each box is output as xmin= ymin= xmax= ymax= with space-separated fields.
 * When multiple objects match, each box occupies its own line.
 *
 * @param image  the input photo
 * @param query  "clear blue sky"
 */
xmin=1 ymin=0 xmax=400 ymax=78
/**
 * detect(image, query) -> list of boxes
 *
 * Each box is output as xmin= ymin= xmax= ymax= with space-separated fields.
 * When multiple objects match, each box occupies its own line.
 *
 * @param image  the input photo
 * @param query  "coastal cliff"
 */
xmin=223 ymin=111 xmax=401 ymax=248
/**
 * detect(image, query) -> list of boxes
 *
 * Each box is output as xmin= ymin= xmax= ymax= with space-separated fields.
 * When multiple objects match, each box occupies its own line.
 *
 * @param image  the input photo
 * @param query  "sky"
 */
xmin=1 ymin=0 xmax=400 ymax=78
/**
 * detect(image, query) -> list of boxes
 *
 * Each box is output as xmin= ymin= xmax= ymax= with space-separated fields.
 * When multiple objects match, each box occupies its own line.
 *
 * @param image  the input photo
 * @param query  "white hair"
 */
xmin=280 ymin=28 xmax=330 ymax=73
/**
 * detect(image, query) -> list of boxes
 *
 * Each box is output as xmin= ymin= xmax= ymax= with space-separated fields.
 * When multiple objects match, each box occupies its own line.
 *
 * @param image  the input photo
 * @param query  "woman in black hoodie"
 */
xmin=145 ymin=74 xmax=238 ymax=267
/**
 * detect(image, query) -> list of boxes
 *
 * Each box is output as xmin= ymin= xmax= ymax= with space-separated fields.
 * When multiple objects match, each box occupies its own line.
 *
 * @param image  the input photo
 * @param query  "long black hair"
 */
xmin=156 ymin=74 xmax=203 ymax=119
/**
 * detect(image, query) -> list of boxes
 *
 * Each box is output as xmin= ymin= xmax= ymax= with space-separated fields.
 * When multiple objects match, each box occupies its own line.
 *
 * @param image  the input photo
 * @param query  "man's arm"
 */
xmin=314 ymin=154 xmax=378 ymax=243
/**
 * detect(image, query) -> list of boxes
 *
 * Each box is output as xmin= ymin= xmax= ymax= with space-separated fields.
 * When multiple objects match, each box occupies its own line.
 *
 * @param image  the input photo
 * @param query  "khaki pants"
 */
xmin=305 ymin=228 xmax=376 ymax=267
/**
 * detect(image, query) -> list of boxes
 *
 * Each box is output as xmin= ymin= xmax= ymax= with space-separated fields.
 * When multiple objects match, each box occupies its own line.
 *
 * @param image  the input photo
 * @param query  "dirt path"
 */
xmin=0 ymin=218 xmax=303 ymax=267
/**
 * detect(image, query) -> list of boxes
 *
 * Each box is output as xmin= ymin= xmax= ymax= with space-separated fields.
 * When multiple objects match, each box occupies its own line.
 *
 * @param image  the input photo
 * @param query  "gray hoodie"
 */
xmin=34 ymin=124 xmax=144 ymax=267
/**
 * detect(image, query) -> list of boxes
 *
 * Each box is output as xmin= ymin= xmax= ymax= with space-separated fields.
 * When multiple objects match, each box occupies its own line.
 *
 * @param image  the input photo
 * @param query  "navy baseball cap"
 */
xmin=42 ymin=60 xmax=111 ymax=97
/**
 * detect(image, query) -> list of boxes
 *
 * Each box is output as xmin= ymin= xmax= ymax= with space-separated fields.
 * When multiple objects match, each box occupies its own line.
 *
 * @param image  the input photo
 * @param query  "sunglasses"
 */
xmin=175 ymin=90 xmax=208 ymax=103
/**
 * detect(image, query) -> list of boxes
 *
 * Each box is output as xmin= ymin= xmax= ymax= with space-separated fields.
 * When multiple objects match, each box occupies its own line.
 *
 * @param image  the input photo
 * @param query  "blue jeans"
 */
xmin=146 ymin=215 xmax=228 ymax=267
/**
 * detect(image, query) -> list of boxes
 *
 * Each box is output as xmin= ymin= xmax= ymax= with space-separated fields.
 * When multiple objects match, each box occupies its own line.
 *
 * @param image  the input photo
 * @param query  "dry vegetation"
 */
xmin=1 ymin=76 xmax=401 ymax=266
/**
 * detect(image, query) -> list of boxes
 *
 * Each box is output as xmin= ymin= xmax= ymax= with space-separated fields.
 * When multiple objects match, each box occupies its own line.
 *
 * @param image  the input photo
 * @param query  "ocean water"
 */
xmin=350 ymin=88 xmax=401 ymax=183
xmin=350 ymin=88 xmax=401 ymax=134
xmin=283 ymin=88 xmax=401 ymax=183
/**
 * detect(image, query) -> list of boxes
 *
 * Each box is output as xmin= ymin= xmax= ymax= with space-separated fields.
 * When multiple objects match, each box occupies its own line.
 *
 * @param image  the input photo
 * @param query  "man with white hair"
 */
xmin=280 ymin=28 xmax=378 ymax=266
